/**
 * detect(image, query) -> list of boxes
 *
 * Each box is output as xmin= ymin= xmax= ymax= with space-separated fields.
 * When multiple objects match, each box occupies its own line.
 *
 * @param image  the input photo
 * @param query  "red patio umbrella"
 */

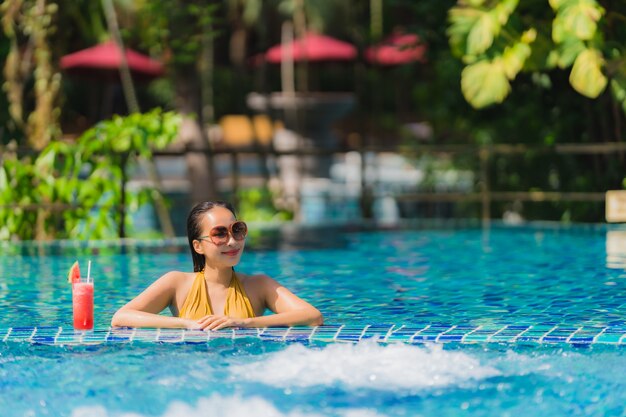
xmin=60 ymin=40 xmax=164 ymax=80
xmin=265 ymin=32 xmax=357 ymax=63
xmin=365 ymin=33 xmax=426 ymax=66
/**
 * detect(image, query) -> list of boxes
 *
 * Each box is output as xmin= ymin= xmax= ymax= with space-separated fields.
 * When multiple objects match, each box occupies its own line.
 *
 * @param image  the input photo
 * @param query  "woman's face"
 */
xmin=193 ymin=206 xmax=246 ymax=269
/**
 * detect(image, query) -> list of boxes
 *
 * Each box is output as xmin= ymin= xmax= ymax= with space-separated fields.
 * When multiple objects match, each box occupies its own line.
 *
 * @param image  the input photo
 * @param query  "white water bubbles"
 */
xmin=230 ymin=340 xmax=500 ymax=391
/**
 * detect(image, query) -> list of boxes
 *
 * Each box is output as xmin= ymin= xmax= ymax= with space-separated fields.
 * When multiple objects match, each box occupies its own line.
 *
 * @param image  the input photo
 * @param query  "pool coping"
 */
xmin=2 ymin=324 xmax=624 ymax=347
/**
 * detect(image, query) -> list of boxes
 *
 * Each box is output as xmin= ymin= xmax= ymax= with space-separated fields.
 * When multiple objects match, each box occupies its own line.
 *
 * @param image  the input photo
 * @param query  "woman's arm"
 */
xmin=110 ymin=272 xmax=198 ymax=329
xmin=250 ymin=276 xmax=324 ymax=327
xmin=200 ymin=275 xmax=323 ymax=330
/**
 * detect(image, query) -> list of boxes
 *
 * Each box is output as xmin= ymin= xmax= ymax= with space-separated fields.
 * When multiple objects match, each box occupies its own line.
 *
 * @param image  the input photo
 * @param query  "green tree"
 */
xmin=394 ymin=0 xmax=624 ymax=221
xmin=447 ymin=0 xmax=626 ymax=118
xmin=0 ymin=110 xmax=181 ymax=240
xmin=1 ymin=0 xmax=62 ymax=150
xmin=128 ymin=0 xmax=221 ymax=205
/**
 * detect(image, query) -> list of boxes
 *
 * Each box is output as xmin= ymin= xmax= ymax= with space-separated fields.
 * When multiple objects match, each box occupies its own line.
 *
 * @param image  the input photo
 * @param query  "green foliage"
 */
xmin=458 ymin=28 xmax=536 ymax=108
xmin=569 ymin=48 xmax=607 ymax=97
xmin=550 ymin=0 xmax=603 ymax=42
xmin=130 ymin=0 xmax=220 ymax=67
xmin=448 ymin=1 xmax=537 ymax=108
xmin=237 ymin=187 xmax=293 ymax=222
xmin=461 ymin=59 xmax=510 ymax=107
xmin=0 ymin=109 xmax=181 ymax=241
xmin=448 ymin=0 xmax=616 ymax=108
xmin=448 ymin=0 xmax=519 ymax=58
xmin=1 ymin=0 xmax=62 ymax=150
xmin=611 ymin=78 xmax=626 ymax=116
xmin=549 ymin=0 xmax=607 ymax=98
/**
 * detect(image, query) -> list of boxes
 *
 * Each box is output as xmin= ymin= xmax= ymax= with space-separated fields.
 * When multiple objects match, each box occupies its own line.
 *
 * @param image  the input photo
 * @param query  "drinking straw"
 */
xmin=87 ymin=260 xmax=92 ymax=283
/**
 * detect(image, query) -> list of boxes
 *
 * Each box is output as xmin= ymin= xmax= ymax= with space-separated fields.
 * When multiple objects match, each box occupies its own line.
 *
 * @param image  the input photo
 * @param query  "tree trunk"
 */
xmin=174 ymin=68 xmax=217 ymax=205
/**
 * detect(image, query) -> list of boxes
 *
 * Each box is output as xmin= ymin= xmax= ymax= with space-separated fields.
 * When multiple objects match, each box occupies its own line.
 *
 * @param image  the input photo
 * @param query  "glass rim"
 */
xmin=197 ymin=221 xmax=248 ymax=245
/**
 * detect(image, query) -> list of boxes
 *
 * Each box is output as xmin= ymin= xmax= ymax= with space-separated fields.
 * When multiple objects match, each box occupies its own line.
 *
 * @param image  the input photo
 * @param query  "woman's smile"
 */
xmin=222 ymin=248 xmax=241 ymax=256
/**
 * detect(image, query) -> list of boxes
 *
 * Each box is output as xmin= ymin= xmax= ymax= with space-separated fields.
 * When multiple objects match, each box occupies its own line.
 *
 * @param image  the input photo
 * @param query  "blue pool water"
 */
xmin=1 ymin=223 xmax=625 ymax=416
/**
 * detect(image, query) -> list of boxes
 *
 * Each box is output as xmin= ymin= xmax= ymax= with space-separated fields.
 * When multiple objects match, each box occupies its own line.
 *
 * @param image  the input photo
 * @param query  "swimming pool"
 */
xmin=1 ymin=222 xmax=625 ymax=416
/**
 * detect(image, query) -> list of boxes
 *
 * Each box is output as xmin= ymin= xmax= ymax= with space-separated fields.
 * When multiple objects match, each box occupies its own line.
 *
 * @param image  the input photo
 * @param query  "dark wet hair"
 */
xmin=187 ymin=201 xmax=237 ymax=272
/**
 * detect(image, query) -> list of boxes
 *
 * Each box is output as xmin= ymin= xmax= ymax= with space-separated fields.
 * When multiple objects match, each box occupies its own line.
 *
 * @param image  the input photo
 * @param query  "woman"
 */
xmin=111 ymin=201 xmax=323 ymax=330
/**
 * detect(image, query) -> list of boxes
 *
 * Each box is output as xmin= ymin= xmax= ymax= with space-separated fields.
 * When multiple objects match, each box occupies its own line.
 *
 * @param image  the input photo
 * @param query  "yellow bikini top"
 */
xmin=178 ymin=270 xmax=255 ymax=320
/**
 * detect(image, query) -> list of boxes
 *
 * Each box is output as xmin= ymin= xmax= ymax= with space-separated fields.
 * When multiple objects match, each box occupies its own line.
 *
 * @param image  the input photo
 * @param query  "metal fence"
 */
xmin=4 ymin=141 xmax=625 ymax=237
xmin=153 ymin=141 xmax=626 ymax=224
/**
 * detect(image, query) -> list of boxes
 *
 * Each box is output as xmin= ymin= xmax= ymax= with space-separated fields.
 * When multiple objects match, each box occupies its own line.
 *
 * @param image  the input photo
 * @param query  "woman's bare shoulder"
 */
xmin=157 ymin=270 xmax=196 ymax=286
xmin=164 ymin=270 xmax=196 ymax=278
xmin=238 ymin=272 xmax=278 ymax=287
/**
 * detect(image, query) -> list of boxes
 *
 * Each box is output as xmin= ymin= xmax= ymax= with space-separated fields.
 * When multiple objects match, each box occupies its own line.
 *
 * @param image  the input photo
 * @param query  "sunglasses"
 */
xmin=198 ymin=221 xmax=248 ymax=246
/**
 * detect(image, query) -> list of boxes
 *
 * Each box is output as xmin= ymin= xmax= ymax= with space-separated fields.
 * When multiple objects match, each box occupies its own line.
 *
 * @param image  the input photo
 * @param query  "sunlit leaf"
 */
xmin=461 ymin=58 xmax=511 ymax=108
xmin=550 ymin=38 xmax=585 ymax=68
xmin=563 ymin=2 xmax=603 ymax=39
xmin=502 ymin=42 xmax=531 ymax=79
xmin=34 ymin=148 xmax=55 ymax=172
xmin=521 ymin=28 xmax=537 ymax=44
xmin=549 ymin=0 xmax=573 ymax=11
xmin=467 ymin=11 xmax=499 ymax=55
xmin=493 ymin=0 xmax=518 ymax=25
xmin=447 ymin=7 xmax=482 ymax=56
xmin=569 ymin=48 xmax=607 ymax=98
xmin=112 ymin=132 xmax=131 ymax=152
xmin=0 ymin=167 xmax=8 ymax=195
xmin=552 ymin=0 xmax=604 ymax=42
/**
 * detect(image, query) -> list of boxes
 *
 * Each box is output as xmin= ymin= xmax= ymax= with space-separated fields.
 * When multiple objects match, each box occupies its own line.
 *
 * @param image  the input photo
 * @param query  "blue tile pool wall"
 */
xmin=2 ymin=324 xmax=625 ymax=347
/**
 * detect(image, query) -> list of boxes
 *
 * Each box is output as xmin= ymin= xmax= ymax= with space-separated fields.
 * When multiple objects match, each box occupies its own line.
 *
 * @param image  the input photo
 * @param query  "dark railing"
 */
xmin=154 ymin=142 xmax=624 ymax=221
xmin=3 ymin=142 xmax=625 ymax=237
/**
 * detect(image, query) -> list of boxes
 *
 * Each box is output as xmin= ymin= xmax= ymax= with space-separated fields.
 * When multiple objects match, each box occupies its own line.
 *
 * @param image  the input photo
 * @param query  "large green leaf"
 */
xmin=569 ymin=48 xmax=607 ymax=98
xmin=466 ymin=11 xmax=499 ymax=55
xmin=493 ymin=0 xmax=518 ymax=24
xmin=502 ymin=42 xmax=531 ymax=79
xmin=448 ymin=0 xmax=517 ymax=58
xmin=501 ymin=29 xmax=535 ymax=78
xmin=547 ymin=38 xmax=585 ymax=68
xmin=461 ymin=58 xmax=511 ymax=108
xmin=552 ymin=0 xmax=604 ymax=43
xmin=447 ymin=7 xmax=482 ymax=57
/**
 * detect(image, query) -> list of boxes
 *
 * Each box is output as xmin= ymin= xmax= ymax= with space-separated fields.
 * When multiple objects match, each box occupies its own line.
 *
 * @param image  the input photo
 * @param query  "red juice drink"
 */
xmin=72 ymin=282 xmax=94 ymax=330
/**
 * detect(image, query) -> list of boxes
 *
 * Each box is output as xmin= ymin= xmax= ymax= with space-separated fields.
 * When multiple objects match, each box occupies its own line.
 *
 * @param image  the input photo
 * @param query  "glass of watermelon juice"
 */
xmin=72 ymin=275 xmax=94 ymax=331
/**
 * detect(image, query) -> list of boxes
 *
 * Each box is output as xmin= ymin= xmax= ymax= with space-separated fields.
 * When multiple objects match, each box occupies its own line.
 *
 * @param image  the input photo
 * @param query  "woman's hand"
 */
xmin=195 ymin=315 xmax=250 ymax=331
xmin=181 ymin=318 xmax=206 ymax=330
